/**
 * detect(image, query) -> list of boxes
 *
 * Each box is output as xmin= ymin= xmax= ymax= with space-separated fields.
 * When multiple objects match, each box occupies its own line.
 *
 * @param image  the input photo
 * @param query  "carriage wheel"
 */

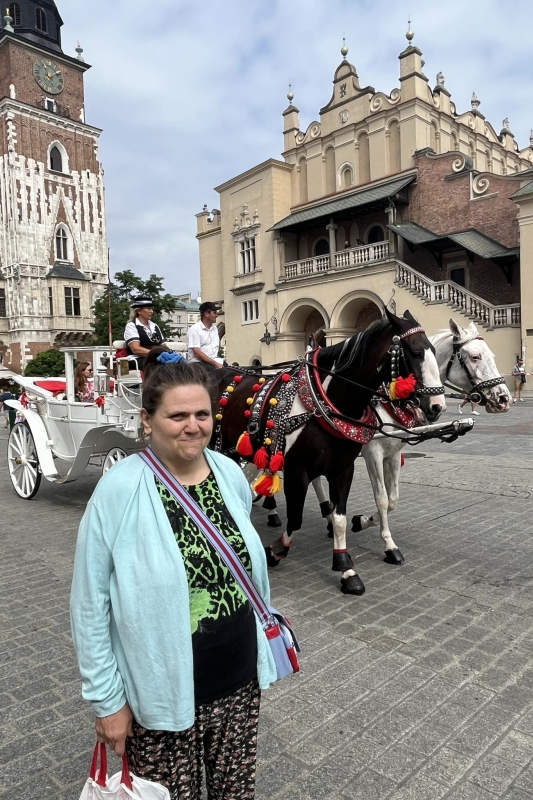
xmin=102 ymin=447 xmax=127 ymax=474
xmin=7 ymin=423 xmax=42 ymax=499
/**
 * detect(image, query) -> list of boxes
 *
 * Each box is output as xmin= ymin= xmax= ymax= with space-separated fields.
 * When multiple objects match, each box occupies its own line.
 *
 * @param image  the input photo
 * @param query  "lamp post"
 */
xmin=260 ymin=310 xmax=278 ymax=346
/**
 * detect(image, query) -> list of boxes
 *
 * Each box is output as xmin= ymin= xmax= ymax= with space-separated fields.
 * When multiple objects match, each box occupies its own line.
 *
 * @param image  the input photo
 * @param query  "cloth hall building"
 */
xmin=0 ymin=0 xmax=108 ymax=372
xmin=197 ymin=29 xmax=533 ymax=376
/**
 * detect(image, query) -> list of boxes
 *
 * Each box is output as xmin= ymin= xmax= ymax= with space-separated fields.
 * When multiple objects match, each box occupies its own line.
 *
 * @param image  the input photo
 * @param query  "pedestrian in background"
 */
xmin=512 ymin=357 xmax=526 ymax=402
xmin=0 ymin=389 xmax=15 ymax=428
xmin=70 ymin=346 xmax=276 ymax=799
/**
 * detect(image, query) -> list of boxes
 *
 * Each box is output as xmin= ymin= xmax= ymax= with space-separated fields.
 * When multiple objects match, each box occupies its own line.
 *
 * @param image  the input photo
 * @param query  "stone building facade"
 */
xmin=197 ymin=28 xmax=533 ymax=375
xmin=0 ymin=0 xmax=108 ymax=372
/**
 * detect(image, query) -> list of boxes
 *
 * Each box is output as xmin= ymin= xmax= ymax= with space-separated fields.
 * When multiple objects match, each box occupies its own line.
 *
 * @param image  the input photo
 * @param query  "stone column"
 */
xmin=326 ymin=218 xmax=338 ymax=266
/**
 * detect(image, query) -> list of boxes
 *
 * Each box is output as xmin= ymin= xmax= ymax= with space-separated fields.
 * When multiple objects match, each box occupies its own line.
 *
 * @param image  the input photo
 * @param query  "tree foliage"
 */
xmin=24 ymin=349 xmax=65 ymax=377
xmin=91 ymin=270 xmax=176 ymax=345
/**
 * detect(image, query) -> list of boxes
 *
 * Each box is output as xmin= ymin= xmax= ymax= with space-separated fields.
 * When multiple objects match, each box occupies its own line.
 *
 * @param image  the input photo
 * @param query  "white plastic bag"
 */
xmin=79 ymin=743 xmax=170 ymax=800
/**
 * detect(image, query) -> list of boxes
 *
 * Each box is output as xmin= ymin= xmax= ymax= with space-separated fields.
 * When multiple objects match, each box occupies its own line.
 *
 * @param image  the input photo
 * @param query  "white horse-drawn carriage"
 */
xmin=4 ymin=342 xmax=183 ymax=499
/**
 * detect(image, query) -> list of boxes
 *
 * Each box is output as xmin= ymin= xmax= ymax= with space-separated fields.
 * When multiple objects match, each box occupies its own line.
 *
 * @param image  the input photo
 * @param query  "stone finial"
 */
xmin=471 ymin=92 xmax=480 ymax=110
xmin=406 ymin=18 xmax=414 ymax=43
xmin=341 ymin=37 xmax=349 ymax=59
xmin=75 ymin=41 xmax=85 ymax=62
xmin=529 ymin=129 xmax=533 ymax=147
xmin=436 ymin=72 xmax=445 ymax=88
xmin=502 ymin=118 xmax=510 ymax=132
xmin=287 ymin=84 xmax=294 ymax=104
xmin=4 ymin=8 xmax=13 ymax=32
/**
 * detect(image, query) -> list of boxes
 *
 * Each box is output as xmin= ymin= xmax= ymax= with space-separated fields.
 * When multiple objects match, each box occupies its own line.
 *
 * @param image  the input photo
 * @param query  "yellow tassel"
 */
xmin=271 ymin=473 xmax=283 ymax=494
xmin=389 ymin=378 xmax=398 ymax=401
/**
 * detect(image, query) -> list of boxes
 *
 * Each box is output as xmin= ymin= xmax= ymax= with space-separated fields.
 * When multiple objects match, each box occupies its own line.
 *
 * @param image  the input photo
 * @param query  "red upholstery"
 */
xmin=34 ymin=380 xmax=66 ymax=397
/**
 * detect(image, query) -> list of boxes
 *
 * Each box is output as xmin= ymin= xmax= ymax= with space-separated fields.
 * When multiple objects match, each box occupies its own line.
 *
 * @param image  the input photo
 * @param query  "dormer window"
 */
xmin=50 ymin=145 xmax=62 ymax=172
xmin=45 ymin=98 xmax=56 ymax=113
xmin=36 ymin=8 xmax=47 ymax=32
xmin=55 ymin=226 xmax=70 ymax=261
xmin=8 ymin=3 xmax=21 ymax=25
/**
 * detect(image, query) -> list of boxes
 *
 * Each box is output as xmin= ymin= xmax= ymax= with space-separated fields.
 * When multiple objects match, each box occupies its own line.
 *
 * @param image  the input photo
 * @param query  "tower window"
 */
xmin=0 ymin=288 xmax=6 ymax=317
xmin=48 ymin=287 xmax=53 ymax=316
xmin=36 ymin=8 xmax=47 ymax=32
xmin=45 ymin=99 xmax=56 ymax=113
xmin=50 ymin=146 xmax=62 ymax=172
xmin=8 ymin=3 xmax=21 ymax=25
xmin=55 ymin=227 xmax=69 ymax=261
xmin=64 ymin=287 xmax=80 ymax=317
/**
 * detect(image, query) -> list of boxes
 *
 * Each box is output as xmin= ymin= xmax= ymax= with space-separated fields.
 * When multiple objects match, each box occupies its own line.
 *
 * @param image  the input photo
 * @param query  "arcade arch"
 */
xmin=331 ymin=291 xmax=384 ymax=332
xmin=280 ymin=300 xmax=329 ymax=357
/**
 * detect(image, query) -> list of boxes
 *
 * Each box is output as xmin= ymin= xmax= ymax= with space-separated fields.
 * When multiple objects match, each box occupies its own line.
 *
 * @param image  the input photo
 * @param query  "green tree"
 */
xmin=24 ymin=349 xmax=65 ymax=377
xmin=91 ymin=270 xmax=176 ymax=345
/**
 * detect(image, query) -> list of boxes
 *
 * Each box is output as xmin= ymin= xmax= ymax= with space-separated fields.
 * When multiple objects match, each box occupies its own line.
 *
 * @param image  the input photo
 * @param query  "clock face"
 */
xmin=33 ymin=59 xmax=64 ymax=95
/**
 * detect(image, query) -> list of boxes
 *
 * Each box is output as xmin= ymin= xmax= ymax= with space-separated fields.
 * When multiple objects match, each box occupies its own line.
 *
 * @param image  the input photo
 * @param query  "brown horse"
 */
xmin=211 ymin=309 xmax=445 ymax=595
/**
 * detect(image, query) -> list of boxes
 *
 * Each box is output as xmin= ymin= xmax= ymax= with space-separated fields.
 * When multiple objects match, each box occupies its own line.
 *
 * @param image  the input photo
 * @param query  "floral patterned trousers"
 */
xmin=126 ymin=680 xmax=261 ymax=799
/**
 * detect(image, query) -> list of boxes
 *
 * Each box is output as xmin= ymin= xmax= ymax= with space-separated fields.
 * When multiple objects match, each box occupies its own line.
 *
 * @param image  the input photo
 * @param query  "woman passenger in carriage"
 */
xmin=124 ymin=296 xmax=167 ymax=371
xmin=74 ymin=361 xmax=94 ymax=402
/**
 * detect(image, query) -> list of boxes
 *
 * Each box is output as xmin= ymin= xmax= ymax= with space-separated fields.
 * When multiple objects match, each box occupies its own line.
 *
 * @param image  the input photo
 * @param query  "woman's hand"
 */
xmin=95 ymin=703 xmax=133 ymax=756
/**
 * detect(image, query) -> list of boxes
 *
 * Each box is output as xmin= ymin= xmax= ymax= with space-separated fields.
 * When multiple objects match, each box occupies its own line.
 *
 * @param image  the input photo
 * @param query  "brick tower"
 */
xmin=0 ymin=0 xmax=108 ymax=372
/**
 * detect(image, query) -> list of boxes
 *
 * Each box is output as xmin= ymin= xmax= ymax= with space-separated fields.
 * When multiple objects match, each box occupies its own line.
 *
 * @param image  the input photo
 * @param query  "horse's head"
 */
xmin=442 ymin=319 xmax=511 ymax=413
xmin=384 ymin=308 xmax=446 ymax=423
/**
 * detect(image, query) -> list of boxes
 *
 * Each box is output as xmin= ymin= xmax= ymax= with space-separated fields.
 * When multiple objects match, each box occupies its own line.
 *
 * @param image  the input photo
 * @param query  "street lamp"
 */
xmin=260 ymin=310 xmax=278 ymax=346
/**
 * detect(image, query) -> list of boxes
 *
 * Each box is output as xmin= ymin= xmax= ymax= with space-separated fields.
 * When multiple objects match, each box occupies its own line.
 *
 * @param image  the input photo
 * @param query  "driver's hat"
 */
xmin=130 ymin=296 xmax=154 ymax=309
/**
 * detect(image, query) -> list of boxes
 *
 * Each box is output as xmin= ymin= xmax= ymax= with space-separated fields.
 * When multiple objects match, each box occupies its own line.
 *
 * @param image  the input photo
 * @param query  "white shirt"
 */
xmin=187 ymin=320 xmax=220 ymax=362
xmin=124 ymin=319 xmax=163 ymax=346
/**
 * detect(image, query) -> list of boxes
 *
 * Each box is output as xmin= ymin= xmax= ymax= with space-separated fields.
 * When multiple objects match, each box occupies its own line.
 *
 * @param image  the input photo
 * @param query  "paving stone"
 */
xmin=468 ymin=753 xmax=523 ymax=794
xmin=341 ymin=768 xmax=396 ymax=799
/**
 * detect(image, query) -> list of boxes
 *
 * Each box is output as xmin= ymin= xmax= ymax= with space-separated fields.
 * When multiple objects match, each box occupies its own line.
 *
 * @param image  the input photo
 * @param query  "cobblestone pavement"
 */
xmin=1 ymin=401 xmax=533 ymax=799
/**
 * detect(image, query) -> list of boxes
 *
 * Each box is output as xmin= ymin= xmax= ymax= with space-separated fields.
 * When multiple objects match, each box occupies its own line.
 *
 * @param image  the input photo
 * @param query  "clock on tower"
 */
xmin=0 ymin=0 xmax=109 ymax=373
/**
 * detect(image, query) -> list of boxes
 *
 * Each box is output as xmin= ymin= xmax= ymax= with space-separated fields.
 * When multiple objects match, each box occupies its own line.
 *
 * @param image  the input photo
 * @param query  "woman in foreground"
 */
xmin=71 ymin=346 xmax=276 ymax=799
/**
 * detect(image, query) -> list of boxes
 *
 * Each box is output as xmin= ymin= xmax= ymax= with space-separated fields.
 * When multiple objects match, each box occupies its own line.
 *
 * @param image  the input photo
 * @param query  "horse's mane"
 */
xmin=318 ymin=317 xmax=391 ymax=374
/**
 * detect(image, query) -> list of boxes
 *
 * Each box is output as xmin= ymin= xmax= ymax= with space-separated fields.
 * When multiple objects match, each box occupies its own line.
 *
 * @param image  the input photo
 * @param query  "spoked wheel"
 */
xmin=8 ymin=423 xmax=42 ymax=499
xmin=102 ymin=447 xmax=127 ymax=474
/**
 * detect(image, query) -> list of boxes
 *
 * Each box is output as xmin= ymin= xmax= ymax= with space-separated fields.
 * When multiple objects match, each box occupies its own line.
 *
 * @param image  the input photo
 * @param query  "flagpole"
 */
xmin=107 ymin=248 xmax=112 ymax=351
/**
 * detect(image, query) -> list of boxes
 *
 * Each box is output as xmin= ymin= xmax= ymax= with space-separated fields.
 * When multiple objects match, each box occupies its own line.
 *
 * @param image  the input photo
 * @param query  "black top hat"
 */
xmin=130 ymin=296 xmax=154 ymax=309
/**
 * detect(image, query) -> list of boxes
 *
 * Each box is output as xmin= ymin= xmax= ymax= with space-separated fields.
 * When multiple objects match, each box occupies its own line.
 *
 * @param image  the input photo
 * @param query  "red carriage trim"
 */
xmin=297 ymin=362 xmax=378 ymax=445
xmin=380 ymin=401 xmax=419 ymax=430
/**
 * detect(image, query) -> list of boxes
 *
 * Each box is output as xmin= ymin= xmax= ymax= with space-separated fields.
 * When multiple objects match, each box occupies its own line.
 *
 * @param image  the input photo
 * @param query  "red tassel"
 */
xmin=400 ymin=453 xmax=405 ymax=467
xmin=236 ymin=432 xmax=253 ymax=457
xmin=254 ymin=447 xmax=269 ymax=469
xmin=269 ymin=451 xmax=284 ymax=473
xmin=253 ymin=474 xmax=274 ymax=496
xmin=394 ymin=374 xmax=417 ymax=399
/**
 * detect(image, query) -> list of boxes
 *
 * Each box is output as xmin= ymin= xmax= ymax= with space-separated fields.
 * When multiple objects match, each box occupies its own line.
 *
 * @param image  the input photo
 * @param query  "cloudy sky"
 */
xmin=60 ymin=0 xmax=533 ymax=296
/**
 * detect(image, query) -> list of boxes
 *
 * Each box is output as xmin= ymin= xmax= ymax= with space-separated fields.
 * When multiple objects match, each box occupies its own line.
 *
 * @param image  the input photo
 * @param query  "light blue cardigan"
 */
xmin=70 ymin=450 xmax=277 ymax=731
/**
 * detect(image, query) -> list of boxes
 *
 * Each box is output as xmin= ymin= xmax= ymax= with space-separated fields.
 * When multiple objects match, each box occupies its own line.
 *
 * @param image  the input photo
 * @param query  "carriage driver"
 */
xmin=187 ymin=301 xmax=224 ymax=371
xmin=124 ymin=296 xmax=167 ymax=371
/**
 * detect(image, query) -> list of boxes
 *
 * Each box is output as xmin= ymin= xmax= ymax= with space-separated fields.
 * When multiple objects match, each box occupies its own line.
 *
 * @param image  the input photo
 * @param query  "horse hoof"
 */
xmin=384 ymin=548 xmax=404 ymax=565
xmin=327 ymin=521 xmax=333 ymax=539
xmin=265 ymin=547 xmax=281 ymax=568
xmin=351 ymin=515 xmax=363 ymax=533
xmin=267 ymin=514 xmax=282 ymax=528
xmin=340 ymin=574 xmax=366 ymax=595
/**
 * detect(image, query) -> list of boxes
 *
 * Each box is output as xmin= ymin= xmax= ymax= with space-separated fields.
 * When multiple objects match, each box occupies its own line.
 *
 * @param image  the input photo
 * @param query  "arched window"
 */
xmin=298 ymin=157 xmax=308 ymax=204
xmin=314 ymin=238 xmax=330 ymax=256
xmin=325 ymin=148 xmax=335 ymax=194
xmin=341 ymin=166 xmax=353 ymax=189
xmin=368 ymin=226 xmax=385 ymax=244
xmin=55 ymin=226 xmax=69 ymax=261
xmin=50 ymin=145 xmax=62 ymax=172
xmin=388 ymin=121 xmax=401 ymax=172
xmin=8 ymin=3 xmax=21 ymax=24
xmin=36 ymin=8 xmax=47 ymax=31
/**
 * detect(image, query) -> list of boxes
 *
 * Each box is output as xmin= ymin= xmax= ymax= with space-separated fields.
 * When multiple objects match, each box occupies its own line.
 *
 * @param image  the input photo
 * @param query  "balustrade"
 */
xmin=283 ymin=240 xmax=389 ymax=280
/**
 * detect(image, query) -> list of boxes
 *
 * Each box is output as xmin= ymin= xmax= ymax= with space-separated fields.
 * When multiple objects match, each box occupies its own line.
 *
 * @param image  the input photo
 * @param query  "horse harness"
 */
xmin=444 ymin=335 xmax=505 ymax=405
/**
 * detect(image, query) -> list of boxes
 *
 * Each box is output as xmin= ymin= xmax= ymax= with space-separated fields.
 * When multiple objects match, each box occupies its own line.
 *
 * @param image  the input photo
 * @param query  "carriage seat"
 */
xmin=34 ymin=379 xmax=66 ymax=398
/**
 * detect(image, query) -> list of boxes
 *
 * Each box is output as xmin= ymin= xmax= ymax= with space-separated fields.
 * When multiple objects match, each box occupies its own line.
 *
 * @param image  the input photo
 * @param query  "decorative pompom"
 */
xmin=227 ymin=385 xmax=234 ymax=393
xmin=234 ymin=375 xmax=243 ymax=383
xmin=219 ymin=397 xmax=228 ymax=406
xmin=270 ymin=473 xmax=283 ymax=494
xmin=269 ymin=398 xmax=278 ymax=406
xmin=266 ymin=419 xmax=275 ymax=429
xmin=246 ymin=397 xmax=254 ymax=405
xmin=236 ymin=432 xmax=254 ymax=457
xmin=264 ymin=437 xmax=272 ymax=446
xmin=253 ymin=473 xmax=274 ymax=496
xmin=244 ymin=410 xmax=251 ymax=418
xmin=252 ymin=384 xmax=261 ymax=393
xmin=259 ymin=377 xmax=266 ymax=384
xmin=254 ymin=447 xmax=269 ymax=469
xmin=215 ymin=413 xmax=223 ymax=421
xmin=95 ymin=396 xmax=105 ymax=407
xmin=269 ymin=451 xmax=285 ymax=472
xmin=281 ymin=373 xmax=291 ymax=382
xmin=390 ymin=373 xmax=417 ymax=400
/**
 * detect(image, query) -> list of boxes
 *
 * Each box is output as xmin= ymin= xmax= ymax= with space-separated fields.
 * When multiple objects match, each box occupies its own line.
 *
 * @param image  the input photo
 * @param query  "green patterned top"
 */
xmin=155 ymin=472 xmax=252 ymax=634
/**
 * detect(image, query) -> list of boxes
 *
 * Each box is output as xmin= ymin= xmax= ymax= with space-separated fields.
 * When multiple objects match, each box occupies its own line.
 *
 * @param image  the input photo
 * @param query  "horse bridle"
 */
xmin=389 ymin=327 xmax=445 ymax=398
xmin=444 ymin=335 xmax=505 ymax=405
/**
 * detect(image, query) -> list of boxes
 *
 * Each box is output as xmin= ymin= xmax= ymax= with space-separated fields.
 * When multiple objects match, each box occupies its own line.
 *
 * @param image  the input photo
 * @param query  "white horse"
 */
xmin=348 ymin=319 xmax=512 ymax=562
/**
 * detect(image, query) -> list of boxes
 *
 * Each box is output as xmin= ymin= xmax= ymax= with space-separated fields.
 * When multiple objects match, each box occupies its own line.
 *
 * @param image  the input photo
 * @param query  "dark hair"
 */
xmin=142 ymin=346 xmax=217 ymax=416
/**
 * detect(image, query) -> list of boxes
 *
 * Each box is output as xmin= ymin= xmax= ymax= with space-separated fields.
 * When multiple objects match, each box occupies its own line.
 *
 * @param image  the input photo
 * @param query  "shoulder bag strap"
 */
xmin=139 ymin=448 xmax=273 ymax=629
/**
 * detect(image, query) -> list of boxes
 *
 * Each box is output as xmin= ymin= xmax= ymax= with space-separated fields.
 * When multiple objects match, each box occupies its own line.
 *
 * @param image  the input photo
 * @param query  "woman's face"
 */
xmin=137 ymin=306 xmax=153 ymax=325
xmin=141 ymin=384 xmax=213 ymax=466
xmin=82 ymin=364 xmax=93 ymax=379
